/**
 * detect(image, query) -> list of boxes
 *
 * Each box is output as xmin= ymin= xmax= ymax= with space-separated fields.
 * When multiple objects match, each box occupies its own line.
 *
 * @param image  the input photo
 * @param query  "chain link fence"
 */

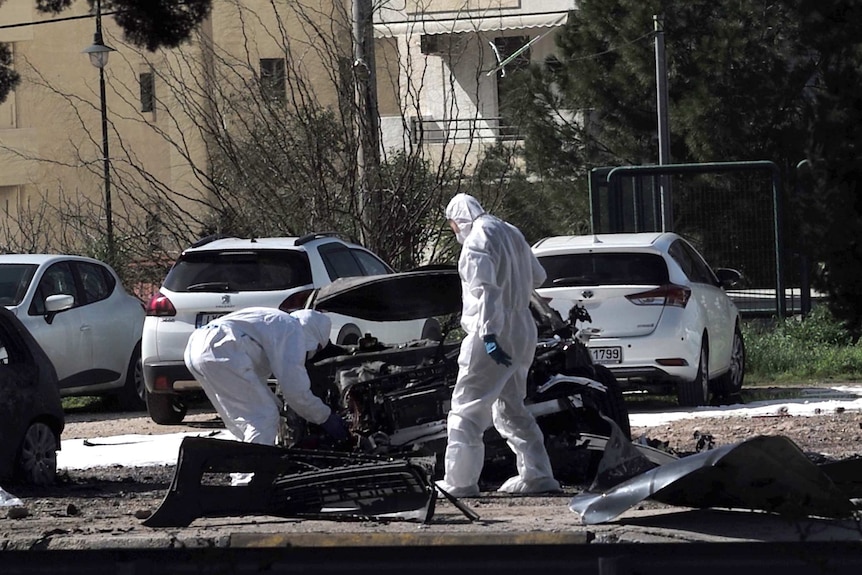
xmin=590 ymin=161 xmax=811 ymax=318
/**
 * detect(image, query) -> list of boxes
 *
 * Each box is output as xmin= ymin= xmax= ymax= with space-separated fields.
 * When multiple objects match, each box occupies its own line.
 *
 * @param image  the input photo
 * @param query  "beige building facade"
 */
xmin=0 ymin=0 xmax=351 ymax=260
xmin=0 ymin=0 xmax=573 ymax=263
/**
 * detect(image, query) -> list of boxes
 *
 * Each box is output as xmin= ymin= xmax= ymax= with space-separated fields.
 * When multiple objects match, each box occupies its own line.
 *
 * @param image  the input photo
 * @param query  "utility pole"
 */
xmin=352 ymin=0 xmax=380 ymax=246
xmin=654 ymin=14 xmax=673 ymax=231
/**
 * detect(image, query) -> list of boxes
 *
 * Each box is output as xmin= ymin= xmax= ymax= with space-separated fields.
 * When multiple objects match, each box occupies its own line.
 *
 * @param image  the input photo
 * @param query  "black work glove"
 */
xmin=320 ymin=411 xmax=350 ymax=440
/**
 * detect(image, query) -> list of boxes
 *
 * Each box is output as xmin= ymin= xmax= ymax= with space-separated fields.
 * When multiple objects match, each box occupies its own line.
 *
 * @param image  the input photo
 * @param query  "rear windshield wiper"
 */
xmin=186 ymin=282 xmax=233 ymax=292
xmin=552 ymin=276 xmax=594 ymax=287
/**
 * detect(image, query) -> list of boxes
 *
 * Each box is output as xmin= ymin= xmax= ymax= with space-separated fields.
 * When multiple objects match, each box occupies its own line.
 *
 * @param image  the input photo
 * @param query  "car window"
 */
xmin=76 ymin=262 xmax=113 ymax=304
xmin=29 ymin=262 xmax=78 ymax=315
xmin=163 ymin=250 xmax=313 ymax=292
xmin=669 ymin=239 xmax=717 ymax=285
xmin=0 ymin=264 xmax=37 ymax=306
xmin=352 ymin=248 xmax=393 ymax=275
xmin=317 ymin=242 xmax=365 ymax=280
xmin=537 ymin=253 xmax=668 ymax=288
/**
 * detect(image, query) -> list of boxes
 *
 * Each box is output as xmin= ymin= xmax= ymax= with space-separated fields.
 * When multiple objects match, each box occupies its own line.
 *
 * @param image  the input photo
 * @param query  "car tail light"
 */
xmin=626 ymin=284 xmax=691 ymax=308
xmin=657 ymin=358 xmax=689 ymax=366
xmin=153 ymin=375 xmax=173 ymax=391
xmin=146 ymin=293 xmax=177 ymax=316
xmin=279 ymin=289 xmax=314 ymax=312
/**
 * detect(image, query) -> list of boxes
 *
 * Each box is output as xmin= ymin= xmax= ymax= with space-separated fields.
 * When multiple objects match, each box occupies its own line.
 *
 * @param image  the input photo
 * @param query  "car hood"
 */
xmin=309 ymin=268 xmax=569 ymax=335
xmin=310 ymin=270 xmax=463 ymax=321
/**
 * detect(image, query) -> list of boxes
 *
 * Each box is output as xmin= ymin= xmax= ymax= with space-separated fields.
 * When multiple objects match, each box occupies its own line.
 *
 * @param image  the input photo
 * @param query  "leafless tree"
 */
xmin=0 ymin=1 xmax=586 ymax=292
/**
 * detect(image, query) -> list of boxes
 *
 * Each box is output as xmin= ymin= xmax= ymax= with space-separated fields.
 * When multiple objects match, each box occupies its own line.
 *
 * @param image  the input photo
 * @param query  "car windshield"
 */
xmin=537 ymin=252 xmax=669 ymax=287
xmin=163 ymin=250 xmax=313 ymax=292
xmin=0 ymin=264 xmax=37 ymax=306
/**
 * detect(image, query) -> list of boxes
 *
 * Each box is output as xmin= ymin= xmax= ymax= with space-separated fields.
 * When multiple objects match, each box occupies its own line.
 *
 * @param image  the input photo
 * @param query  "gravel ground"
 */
xmin=2 ymin=395 xmax=862 ymax=550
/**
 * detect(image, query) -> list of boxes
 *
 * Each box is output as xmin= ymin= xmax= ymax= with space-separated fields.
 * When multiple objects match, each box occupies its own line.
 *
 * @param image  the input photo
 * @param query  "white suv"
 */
xmin=142 ymin=233 xmax=442 ymax=424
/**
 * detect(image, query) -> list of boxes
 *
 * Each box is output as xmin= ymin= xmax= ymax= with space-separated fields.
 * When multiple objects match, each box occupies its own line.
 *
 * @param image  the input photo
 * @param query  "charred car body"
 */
xmin=146 ymin=269 xmax=650 ymax=527
xmin=293 ymin=268 xmax=633 ymax=484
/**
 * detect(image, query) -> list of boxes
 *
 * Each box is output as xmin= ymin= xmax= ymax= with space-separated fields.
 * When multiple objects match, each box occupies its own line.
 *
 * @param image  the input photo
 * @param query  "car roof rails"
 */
xmin=295 ymin=231 xmax=353 ymax=246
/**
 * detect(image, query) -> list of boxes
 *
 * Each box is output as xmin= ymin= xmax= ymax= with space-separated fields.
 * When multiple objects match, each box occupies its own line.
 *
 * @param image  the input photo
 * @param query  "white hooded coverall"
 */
xmin=442 ymin=193 xmax=560 ymax=495
xmin=184 ymin=307 xmax=332 ymax=446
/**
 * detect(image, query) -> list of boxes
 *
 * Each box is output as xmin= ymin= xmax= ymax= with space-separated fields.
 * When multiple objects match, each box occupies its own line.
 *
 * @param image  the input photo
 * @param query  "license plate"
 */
xmin=195 ymin=312 xmax=226 ymax=328
xmin=590 ymin=346 xmax=622 ymax=364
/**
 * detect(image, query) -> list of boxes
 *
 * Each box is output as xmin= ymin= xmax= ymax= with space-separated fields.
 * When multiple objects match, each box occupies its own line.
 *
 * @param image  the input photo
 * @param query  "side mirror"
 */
xmin=44 ymin=294 xmax=74 ymax=325
xmin=715 ymin=268 xmax=743 ymax=290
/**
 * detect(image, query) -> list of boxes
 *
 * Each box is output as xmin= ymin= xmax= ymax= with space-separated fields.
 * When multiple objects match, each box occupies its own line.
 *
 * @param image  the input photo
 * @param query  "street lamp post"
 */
xmin=82 ymin=0 xmax=116 ymax=263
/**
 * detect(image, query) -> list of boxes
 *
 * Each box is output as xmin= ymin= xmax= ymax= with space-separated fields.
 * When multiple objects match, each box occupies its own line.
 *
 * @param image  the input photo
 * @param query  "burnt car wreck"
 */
xmin=144 ymin=269 xmax=862 ymax=530
xmin=146 ymin=269 xmax=645 ymax=527
xmin=296 ymin=269 xmax=636 ymax=484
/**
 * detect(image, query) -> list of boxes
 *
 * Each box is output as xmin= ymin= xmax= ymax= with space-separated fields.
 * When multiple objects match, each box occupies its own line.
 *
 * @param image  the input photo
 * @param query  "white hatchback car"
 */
xmin=0 ymin=254 xmax=146 ymax=410
xmin=532 ymin=232 xmax=745 ymax=406
xmin=142 ymin=233 xmax=442 ymax=424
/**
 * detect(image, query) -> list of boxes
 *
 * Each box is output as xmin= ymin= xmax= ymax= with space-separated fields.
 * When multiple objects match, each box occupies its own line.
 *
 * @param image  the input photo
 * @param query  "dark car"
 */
xmin=0 ymin=306 xmax=65 ymax=486
xmin=291 ymin=269 xmax=637 ymax=484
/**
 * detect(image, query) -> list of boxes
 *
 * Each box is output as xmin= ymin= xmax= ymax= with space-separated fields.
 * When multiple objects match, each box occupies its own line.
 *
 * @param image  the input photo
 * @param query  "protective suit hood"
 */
xmin=445 ymin=193 xmax=486 ymax=244
xmin=290 ymin=310 xmax=332 ymax=354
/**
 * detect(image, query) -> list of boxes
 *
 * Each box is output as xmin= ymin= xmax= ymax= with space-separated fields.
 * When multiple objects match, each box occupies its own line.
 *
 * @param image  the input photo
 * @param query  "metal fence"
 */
xmin=589 ymin=161 xmax=810 ymax=318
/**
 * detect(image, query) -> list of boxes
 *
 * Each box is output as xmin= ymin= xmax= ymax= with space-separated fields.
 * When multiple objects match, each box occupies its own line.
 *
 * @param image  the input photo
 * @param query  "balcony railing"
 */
xmin=410 ymin=116 xmax=522 ymax=144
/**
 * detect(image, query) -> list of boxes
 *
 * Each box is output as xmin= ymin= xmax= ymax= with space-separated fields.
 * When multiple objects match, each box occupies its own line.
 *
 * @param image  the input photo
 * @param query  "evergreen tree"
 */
xmin=521 ymin=0 xmax=812 ymax=173
xmin=514 ymin=0 xmax=862 ymax=333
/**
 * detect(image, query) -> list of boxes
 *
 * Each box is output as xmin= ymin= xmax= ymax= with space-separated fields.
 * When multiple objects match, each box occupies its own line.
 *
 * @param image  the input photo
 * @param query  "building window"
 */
xmin=260 ymin=58 xmax=286 ymax=102
xmin=493 ymin=36 xmax=531 ymax=140
xmin=139 ymin=71 xmax=155 ymax=113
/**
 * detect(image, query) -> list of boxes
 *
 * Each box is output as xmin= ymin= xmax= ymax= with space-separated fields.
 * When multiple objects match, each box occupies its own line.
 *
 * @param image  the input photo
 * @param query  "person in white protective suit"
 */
xmin=437 ymin=193 xmax=561 ymax=497
xmin=184 ymin=307 xmax=349 ymax=447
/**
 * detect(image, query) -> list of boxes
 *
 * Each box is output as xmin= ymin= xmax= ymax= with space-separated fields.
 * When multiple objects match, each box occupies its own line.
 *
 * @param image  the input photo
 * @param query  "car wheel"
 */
xmin=678 ymin=340 xmax=709 ymax=407
xmin=337 ymin=324 xmax=362 ymax=346
xmin=117 ymin=344 xmax=146 ymax=412
xmin=713 ymin=326 xmax=746 ymax=397
xmin=526 ymin=368 xmax=631 ymax=484
xmin=421 ymin=318 xmax=442 ymax=341
xmin=147 ymin=393 xmax=187 ymax=425
xmin=591 ymin=364 xmax=632 ymax=439
xmin=16 ymin=422 xmax=58 ymax=486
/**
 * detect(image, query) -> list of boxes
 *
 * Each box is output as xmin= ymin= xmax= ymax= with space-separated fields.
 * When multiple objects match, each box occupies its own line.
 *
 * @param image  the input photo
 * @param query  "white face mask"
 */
xmin=454 ymin=221 xmax=472 ymax=244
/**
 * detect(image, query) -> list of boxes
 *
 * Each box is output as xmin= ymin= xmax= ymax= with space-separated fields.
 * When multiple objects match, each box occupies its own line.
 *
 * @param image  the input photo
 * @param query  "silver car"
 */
xmin=0 ymin=254 xmax=145 ymax=410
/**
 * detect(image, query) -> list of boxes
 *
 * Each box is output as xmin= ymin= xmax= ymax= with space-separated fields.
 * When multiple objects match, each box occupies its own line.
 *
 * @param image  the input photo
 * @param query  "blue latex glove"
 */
xmin=483 ymin=334 xmax=512 ymax=367
xmin=320 ymin=411 xmax=350 ymax=440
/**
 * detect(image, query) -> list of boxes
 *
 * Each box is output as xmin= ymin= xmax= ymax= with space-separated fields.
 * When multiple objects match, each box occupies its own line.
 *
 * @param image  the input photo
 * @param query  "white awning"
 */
xmin=374 ymin=11 xmax=570 ymax=38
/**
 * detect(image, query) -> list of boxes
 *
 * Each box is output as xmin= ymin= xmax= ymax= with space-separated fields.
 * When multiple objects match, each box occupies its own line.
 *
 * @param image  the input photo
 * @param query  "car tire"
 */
xmin=525 ymin=367 xmax=632 ymax=484
xmin=678 ymin=340 xmax=709 ymax=407
xmin=15 ymin=421 xmax=58 ymax=486
xmin=147 ymin=393 xmax=188 ymax=425
xmin=116 ymin=344 xmax=146 ymax=412
xmin=713 ymin=325 xmax=745 ymax=397
xmin=591 ymin=364 xmax=632 ymax=439
xmin=337 ymin=324 xmax=362 ymax=346
xmin=421 ymin=318 xmax=442 ymax=341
